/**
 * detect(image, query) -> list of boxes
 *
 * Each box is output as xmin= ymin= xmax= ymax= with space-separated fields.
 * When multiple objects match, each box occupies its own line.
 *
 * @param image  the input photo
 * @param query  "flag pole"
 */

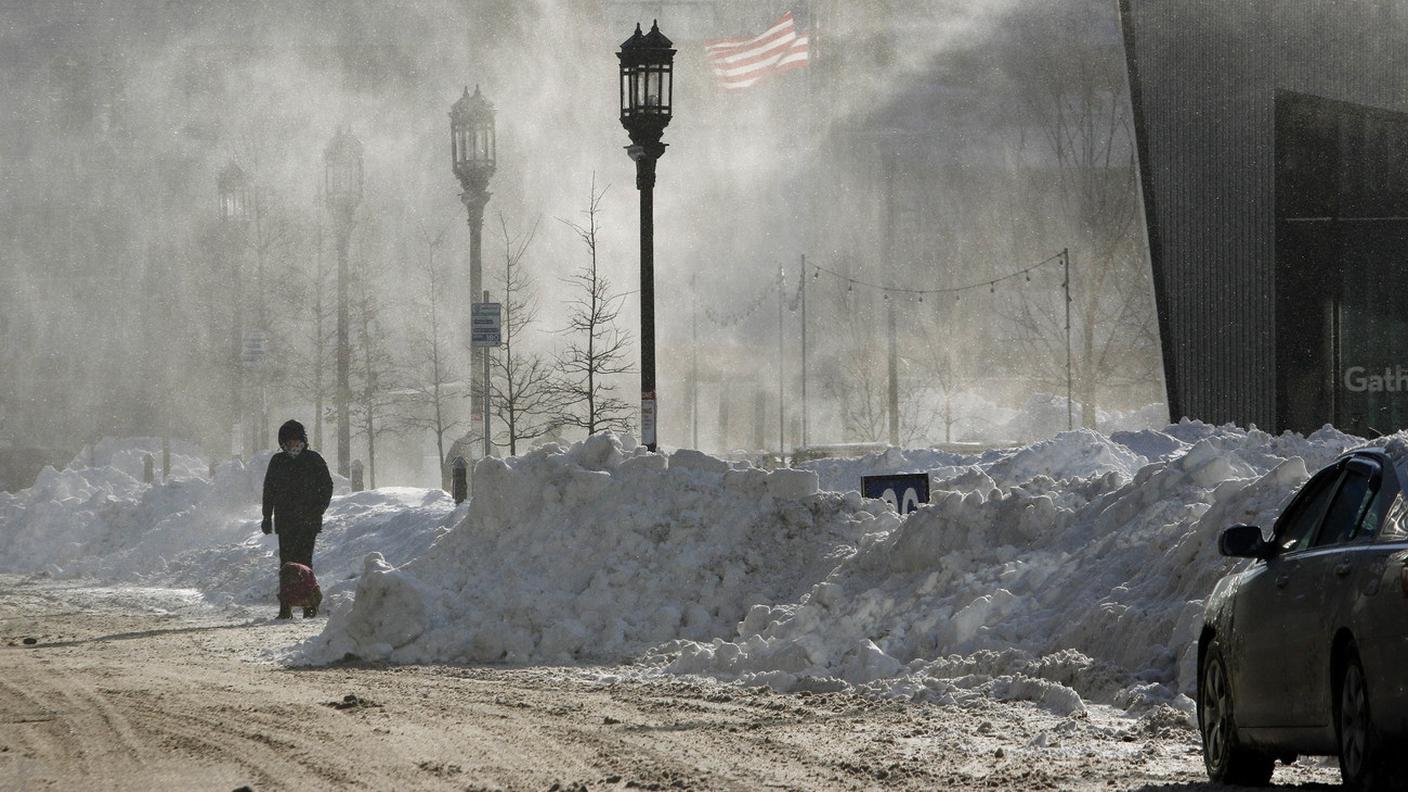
xmin=777 ymin=261 xmax=785 ymax=459
xmin=691 ymin=271 xmax=699 ymax=450
xmin=800 ymin=252 xmax=808 ymax=451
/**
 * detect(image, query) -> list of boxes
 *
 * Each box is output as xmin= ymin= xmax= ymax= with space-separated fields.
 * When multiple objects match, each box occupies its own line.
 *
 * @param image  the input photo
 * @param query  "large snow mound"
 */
xmin=305 ymin=423 xmax=1368 ymax=718
xmin=661 ymin=423 xmax=1360 ymax=711
xmin=304 ymin=432 xmax=888 ymax=664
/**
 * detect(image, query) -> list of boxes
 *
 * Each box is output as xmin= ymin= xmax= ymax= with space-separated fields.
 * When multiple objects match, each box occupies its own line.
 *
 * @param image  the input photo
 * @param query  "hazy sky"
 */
xmin=0 ymin=0 xmax=1156 ymax=474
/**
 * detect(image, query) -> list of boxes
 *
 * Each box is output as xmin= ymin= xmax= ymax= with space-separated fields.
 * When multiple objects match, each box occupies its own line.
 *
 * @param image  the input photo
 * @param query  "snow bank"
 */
xmin=1 ymin=424 xmax=1377 ymax=720
xmin=70 ymin=436 xmax=211 ymax=482
xmin=307 ymin=422 xmax=1371 ymax=717
xmin=662 ymin=422 xmax=1361 ymax=714
xmin=0 ymin=439 xmax=453 ymax=607
xmin=304 ymin=432 xmax=886 ymax=664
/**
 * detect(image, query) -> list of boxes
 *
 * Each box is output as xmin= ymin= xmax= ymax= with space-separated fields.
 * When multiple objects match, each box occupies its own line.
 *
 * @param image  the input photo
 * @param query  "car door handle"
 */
xmin=1276 ymin=575 xmax=1290 ymax=588
xmin=1334 ymin=563 xmax=1353 ymax=577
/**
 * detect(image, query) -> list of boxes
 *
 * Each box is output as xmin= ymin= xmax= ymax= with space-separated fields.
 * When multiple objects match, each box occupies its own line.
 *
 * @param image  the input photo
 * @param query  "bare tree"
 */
xmin=396 ymin=223 xmax=463 ymax=488
xmin=997 ymin=0 xmax=1161 ymax=427
xmin=489 ymin=213 xmax=558 ymax=455
xmin=914 ymin=309 xmax=976 ymax=444
xmin=275 ymin=211 xmax=338 ymax=452
xmin=822 ymin=279 xmax=930 ymax=445
xmin=228 ymin=136 xmax=305 ymax=450
xmin=349 ymin=255 xmax=399 ymax=489
xmin=555 ymin=177 xmax=634 ymax=436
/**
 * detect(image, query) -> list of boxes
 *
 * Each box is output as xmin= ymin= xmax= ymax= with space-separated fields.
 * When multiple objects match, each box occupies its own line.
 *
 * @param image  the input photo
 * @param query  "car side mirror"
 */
xmin=1219 ymin=524 xmax=1270 ymax=559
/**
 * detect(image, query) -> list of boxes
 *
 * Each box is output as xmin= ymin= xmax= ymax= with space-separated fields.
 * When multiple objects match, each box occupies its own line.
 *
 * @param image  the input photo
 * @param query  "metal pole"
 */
xmin=482 ymin=289 xmax=492 ymax=460
xmin=691 ymin=272 xmax=699 ymax=450
xmin=335 ymin=217 xmax=351 ymax=477
xmin=800 ymin=253 xmax=808 ymax=450
xmin=887 ymin=292 xmax=898 ymax=446
xmin=232 ymin=230 xmax=244 ymax=460
xmin=778 ymin=262 xmax=785 ymax=456
xmin=883 ymin=150 xmax=900 ymax=447
xmin=465 ymin=194 xmax=487 ymax=458
xmin=636 ymin=155 xmax=659 ymax=452
xmin=1064 ymin=247 xmax=1073 ymax=432
xmin=254 ymin=197 xmax=267 ymax=452
xmin=313 ymin=216 xmax=324 ymax=451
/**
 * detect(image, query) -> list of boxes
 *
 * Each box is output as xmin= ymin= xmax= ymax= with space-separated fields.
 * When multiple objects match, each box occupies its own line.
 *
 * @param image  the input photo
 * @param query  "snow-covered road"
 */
xmin=0 ymin=575 xmax=1342 ymax=790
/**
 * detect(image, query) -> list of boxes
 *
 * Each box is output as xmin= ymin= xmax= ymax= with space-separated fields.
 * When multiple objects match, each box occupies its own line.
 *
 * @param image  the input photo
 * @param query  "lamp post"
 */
xmin=618 ymin=20 xmax=674 ymax=453
xmin=451 ymin=85 xmax=496 ymax=457
xmin=324 ymin=128 xmax=363 ymax=478
xmin=217 ymin=161 xmax=251 ymax=458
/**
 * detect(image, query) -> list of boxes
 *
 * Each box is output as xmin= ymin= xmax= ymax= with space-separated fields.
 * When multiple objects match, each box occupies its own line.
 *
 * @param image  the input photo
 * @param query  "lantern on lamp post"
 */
xmin=324 ymin=127 xmax=363 ymax=478
xmin=450 ymin=85 xmax=496 ymax=455
xmin=618 ymin=20 xmax=674 ymax=453
xmin=217 ymin=161 xmax=252 ymax=458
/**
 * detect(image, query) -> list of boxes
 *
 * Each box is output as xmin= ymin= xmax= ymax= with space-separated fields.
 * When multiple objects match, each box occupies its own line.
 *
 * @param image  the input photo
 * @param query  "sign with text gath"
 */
xmin=471 ymin=302 xmax=501 ymax=347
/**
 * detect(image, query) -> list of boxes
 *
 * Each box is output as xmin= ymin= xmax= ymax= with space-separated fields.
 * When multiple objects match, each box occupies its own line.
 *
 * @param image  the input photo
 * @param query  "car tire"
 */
xmin=1199 ymin=641 xmax=1274 ymax=786
xmin=1337 ymin=650 xmax=1395 ymax=791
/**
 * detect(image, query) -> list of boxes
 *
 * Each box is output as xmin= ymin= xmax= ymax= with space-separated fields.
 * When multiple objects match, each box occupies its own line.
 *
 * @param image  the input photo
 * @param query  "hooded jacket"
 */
xmin=262 ymin=420 xmax=334 ymax=535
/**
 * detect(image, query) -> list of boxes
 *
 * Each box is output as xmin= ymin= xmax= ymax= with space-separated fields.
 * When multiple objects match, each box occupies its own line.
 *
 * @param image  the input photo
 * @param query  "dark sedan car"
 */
xmin=1199 ymin=446 xmax=1408 ymax=789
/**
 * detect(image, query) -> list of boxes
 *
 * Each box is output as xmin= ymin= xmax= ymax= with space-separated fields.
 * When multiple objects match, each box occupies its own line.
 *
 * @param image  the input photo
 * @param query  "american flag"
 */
xmin=704 ymin=12 xmax=810 ymax=91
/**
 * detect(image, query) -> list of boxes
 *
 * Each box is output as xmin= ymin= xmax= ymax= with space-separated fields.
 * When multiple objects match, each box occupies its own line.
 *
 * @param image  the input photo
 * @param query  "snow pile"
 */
xmin=304 ymin=433 xmax=886 ymax=664
xmin=71 ymin=436 xmax=212 ymax=481
xmin=995 ymin=394 xmax=1166 ymax=444
xmin=0 ymin=440 xmax=455 ymax=606
xmin=662 ymin=423 xmax=1361 ymax=714
xmin=304 ymin=421 xmax=1366 ymax=717
xmin=800 ymin=446 xmax=981 ymax=495
xmin=2 ymin=424 xmax=1377 ymax=719
xmin=799 ymin=427 xmax=1152 ymax=496
xmin=982 ymin=428 xmax=1148 ymax=487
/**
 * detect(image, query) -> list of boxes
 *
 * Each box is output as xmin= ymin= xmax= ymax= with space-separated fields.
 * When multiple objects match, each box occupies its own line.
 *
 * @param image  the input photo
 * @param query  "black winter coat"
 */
xmin=262 ymin=450 xmax=334 ymax=536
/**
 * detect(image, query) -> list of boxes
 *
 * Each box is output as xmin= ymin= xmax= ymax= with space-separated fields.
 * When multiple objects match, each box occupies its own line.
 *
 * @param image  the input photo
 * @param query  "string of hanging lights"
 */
xmin=702 ymin=276 xmax=780 ymax=327
xmin=807 ymin=250 xmax=1067 ymax=301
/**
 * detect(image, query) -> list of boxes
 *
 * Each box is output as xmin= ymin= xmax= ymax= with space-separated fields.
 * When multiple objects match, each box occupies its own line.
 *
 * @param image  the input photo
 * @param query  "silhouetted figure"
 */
xmin=261 ymin=420 xmax=333 ymax=619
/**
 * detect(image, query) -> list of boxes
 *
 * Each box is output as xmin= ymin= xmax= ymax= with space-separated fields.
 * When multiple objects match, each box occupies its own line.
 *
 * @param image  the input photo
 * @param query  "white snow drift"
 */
xmin=0 ymin=422 xmax=1374 ymax=718
xmin=0 ymin=441 xmax=455 ymax=605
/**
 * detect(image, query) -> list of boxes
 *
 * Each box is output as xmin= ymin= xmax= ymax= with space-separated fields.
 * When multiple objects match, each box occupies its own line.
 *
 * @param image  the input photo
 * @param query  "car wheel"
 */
xmin=1338 ymin=651 xmax=1394 ymax=790
xmin=1199 ymin=642 xmax=1274 ymax=786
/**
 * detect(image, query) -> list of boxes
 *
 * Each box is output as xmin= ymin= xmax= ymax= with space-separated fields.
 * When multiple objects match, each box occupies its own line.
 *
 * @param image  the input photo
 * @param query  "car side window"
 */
xmin=1275 ymin=468 xmax=1342 ymax=554
xmin=1377 ymin=492 xmax=1408 ymax=541
xmin=1311 ymin=462 xmax=1378 ymax=547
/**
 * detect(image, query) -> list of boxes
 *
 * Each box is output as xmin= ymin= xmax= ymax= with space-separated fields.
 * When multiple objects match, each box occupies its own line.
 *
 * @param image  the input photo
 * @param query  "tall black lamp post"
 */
xmin=450 ymin=85 xmax=496 ymax=451
xmin=324 ymin=128 xmax=363 ymax=478
xmin=217 ymin=161 xmax=251 ymax=458
xmin=618 ymin=20 xmax=674 ymax=452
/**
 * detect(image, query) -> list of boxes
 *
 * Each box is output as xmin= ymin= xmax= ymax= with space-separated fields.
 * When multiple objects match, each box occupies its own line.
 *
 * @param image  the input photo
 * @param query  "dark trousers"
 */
xmin=277 ymin=530 xmax=317 ymax=568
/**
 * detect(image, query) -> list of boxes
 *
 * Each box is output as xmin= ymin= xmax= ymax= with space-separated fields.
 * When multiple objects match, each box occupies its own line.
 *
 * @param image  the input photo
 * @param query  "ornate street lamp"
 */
xmin=618 ymin=20 xmax=674 ymax=453
xmin=450 ymin=85 xmax=495 ymax=456
xmin=324 ymin=127 xmax=363 ymax=478
xmin=217 ymin=161 xmax=251 ymax=458
xmin=217 ymin=161 xmax=252 ymax=224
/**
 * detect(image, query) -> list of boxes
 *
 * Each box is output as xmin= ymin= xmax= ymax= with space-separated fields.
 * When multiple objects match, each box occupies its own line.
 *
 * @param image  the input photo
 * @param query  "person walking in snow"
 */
xmin=262 ymin=419 xmax=333 ymax=619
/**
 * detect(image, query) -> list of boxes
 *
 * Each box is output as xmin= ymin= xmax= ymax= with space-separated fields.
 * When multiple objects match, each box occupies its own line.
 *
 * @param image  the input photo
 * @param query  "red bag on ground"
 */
xmin=279 ymin=562 xmax=322 ymax=609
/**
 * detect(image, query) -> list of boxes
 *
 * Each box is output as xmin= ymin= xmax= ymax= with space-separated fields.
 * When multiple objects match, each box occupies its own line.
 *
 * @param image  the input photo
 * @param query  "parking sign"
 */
xmin=471 ymin=303 xmax=501 ymax=347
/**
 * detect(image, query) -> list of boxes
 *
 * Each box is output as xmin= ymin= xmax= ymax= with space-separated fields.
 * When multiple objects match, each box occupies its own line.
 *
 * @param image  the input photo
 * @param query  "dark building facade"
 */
xmin=1120 ymin=0 xmax=1408 ymax=434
